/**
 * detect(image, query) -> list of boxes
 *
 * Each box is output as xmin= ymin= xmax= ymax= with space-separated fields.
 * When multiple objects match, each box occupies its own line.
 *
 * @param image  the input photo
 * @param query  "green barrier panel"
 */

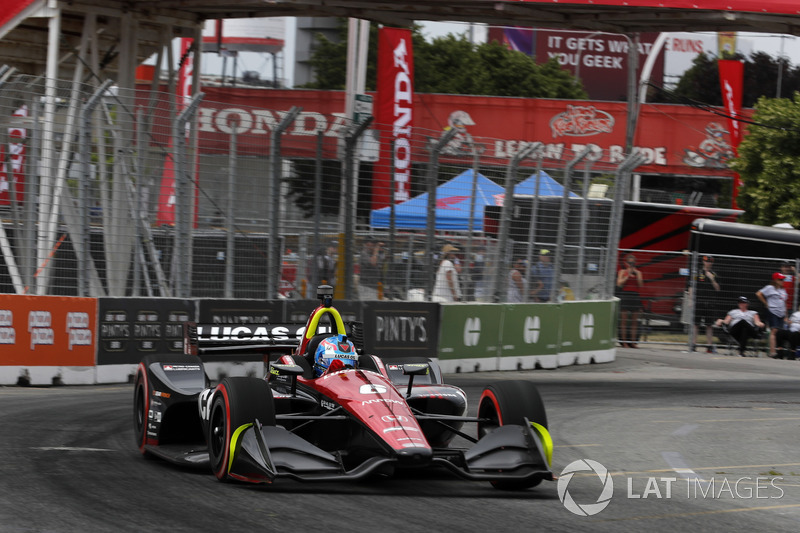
xmin=558 ymin=300 xmax=616 ymax=352
xmin=438 ymin=304 xmax=502 ymax=360
xmin=499 ymin=303 xmax=561 ymax=356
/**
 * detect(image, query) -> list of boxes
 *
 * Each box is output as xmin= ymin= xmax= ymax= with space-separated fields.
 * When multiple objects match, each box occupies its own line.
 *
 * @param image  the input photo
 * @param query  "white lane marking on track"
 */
xmin=662 ymin=451 xmax=705 ymax=482
xmin=31 ymin=447 xmax=114 ymax=452
xmin=671 ymin=424 xmax=699 ymax=437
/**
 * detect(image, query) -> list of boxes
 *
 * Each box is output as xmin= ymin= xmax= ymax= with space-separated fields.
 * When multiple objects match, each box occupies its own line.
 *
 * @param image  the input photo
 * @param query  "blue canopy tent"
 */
xmin=512 ymin=171 xmax=580 ymax=198
xmin=370 ymin=169 xmax=578 ymax=231
xmin=369 ymin=169 xmax=504 ymax=231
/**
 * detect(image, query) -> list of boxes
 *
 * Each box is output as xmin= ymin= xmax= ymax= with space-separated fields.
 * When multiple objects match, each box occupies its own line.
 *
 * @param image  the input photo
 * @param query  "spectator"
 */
xmin=779 ymin=261 xmax=796 ymax=312
xmin=691 ymin=254 xmax=721 ymax=353
xmin=775 ymin=304 xmax=800 ymax=359
xmin=507 ymin=258 xmax=529 ymax=303
xmin=316 ymin=242 xmax=337 ymax=287
xmin=358 ymin=238 xmax=386 ymax=300
xmin=715 ymin=296 xmax=766 ymax=356
xmin=756 ymin=272 xmax=788 ymax=357
xmin=470 ymin=246 xmax=487 ymax=301
xmin=432 ymin=244 xmax=462 ymax=303
xmin=615 ymin=253 xmax=644 ymax=348
xmin=530 ymin=249 xmax=555 ymax=302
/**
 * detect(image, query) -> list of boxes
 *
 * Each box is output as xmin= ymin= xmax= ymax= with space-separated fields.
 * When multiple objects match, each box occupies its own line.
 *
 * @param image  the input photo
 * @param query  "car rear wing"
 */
xmin=183 ymin=321 xmax=365 ymax=357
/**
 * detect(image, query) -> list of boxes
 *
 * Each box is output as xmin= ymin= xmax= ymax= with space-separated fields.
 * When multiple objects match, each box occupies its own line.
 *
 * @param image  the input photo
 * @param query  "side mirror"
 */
xmin=268 ymin=363 xmax=304 ymax=395
xmin=403 ymin=363 xmax=430 ymax=397
xmin=403 ymin=363 xmax=430 ymax=376
xmin=269 ymin=363 xmax=304 ymax=377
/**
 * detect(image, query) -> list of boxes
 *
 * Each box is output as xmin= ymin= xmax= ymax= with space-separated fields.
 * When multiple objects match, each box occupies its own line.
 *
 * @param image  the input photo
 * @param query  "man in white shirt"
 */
xmin=432 ymin=244 xmax=462 ymax=303
xmin=715 ymin=296 xmax=766 ymax=356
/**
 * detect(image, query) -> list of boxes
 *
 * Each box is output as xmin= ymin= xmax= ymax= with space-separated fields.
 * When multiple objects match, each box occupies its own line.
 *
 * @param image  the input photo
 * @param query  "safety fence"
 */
xmin=0 ymin=293 xmax=616 ymax=385
xmin=0 ymin=72 xmax=640 ymax=304
xmin=620 ymin=249 xmax=799 ymax=353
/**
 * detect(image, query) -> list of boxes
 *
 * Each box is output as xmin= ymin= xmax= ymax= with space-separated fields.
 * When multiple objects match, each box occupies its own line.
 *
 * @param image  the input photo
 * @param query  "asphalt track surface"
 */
xmin=2 ymin=346 xmax=800 ymax=532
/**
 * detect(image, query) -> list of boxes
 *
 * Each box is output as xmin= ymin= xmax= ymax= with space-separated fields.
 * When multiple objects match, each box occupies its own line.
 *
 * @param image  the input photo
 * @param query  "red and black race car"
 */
xmin=133 ymin=285 xmax=554 ymax=489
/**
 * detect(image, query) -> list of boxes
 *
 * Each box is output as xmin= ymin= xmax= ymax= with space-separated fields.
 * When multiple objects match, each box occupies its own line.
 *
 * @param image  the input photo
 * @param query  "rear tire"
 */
xmin=133 ymin=357 xmax=155 ymax=456
xmin=207 ymin=377 xmax=275 ymax=481
xmin=477 ymin=380 xmax=548 ymax=490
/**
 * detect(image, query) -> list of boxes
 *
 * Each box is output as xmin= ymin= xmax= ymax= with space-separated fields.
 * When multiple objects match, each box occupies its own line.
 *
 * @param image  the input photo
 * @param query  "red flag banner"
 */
xmin=374 ymin=27 xmax=414 ymax=211
xmin=718 ymin=59 xmax=744 ymax=147
xmin=156 ymin=37 xmax=194 ymax=226
xmin=718 ymin=59 xmax=744 ymax=207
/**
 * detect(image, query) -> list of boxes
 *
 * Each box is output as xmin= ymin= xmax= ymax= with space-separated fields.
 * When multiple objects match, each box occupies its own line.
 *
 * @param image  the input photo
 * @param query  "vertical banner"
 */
xmin=0 ymin=105 xmax=27 ymax=205
xmin=156 ymin=37 xmax=194 ymax=225
xmin=718 ymin=59 xmax=744 ymax=208
xmin=374 ymin=27 xmax=414 ymax=211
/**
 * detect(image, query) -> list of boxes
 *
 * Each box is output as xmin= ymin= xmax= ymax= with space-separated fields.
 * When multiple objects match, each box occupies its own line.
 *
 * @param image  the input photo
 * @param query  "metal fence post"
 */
xmin=174 ymin=93 xmax=204 ymax=298
xmin=342 ymin=116 xmax=373 ymax=300
xmin=604 ymin=152 xmax=647 ymax=298
xmin=552 ymin=146 xmax=592 ymax=302
xmin=225 ymin=130 xmax=237 ymax=298
xmin=268 ymin=106 xmax=301 ymax=300
xmin=492 ymin=143 xmax=541 ymax=303
xmin=576 ymin=158 xmax=595 ymax=300
xmin=424 ymin=128 xmax=458 ymax=301
xmin=78 ymin=79 xmax=113 ymax=297
xmin=311 ymin=130 xmax=323 ymax=296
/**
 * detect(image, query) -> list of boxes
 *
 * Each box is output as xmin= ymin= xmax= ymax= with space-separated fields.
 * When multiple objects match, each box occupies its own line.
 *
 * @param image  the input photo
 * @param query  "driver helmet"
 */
xmin=313 ymin=334 xmax=359 ymax=377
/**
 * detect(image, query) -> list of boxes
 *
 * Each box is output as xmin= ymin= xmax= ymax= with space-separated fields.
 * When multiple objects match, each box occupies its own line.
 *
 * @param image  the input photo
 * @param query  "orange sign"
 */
xmin=0 ymin=295 xmax=97 ymax=366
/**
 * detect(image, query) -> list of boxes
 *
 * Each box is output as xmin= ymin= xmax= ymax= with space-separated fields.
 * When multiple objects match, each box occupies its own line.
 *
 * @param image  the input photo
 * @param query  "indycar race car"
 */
xmin=133 ymin=285 xmax=554 ymax=489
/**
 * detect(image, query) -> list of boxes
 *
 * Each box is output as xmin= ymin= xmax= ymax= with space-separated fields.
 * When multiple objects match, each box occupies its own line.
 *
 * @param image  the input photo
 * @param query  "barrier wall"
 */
xmin=0 ymin=295 xmax=616 ymax=385
xmin=437 ymin=300 xmax=617 ymax=374
xmin=0 ymin=295 xmax=98 ymax=385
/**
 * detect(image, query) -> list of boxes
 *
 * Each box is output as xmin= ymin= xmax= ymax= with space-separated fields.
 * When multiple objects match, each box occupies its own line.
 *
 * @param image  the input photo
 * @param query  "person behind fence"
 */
xmin=756 ymin=272 xmax=788 ymax=358
xmin=530 ymin=249 xmax=555 ymax=302
xmin=774 ymin=303 xmax=800 ymax=359
xmin=316 ymin=241 xmax=337 ymax=287
xmin=358 ymin=238 xmax=386 ymax=300
xmin=691 ymin=254 xmax=721 ymax=353
xmin=507 ymin=257 xmax=529 ymax=303
xmin=778 ymin=260 xmax=796 ymax=311
xmin=715 ymin=296 xmax=766 ymax=356
xmin=615 ymin=253 xmax=644 ymax=348
xmin=432 ymin=244 xmax=462 ymax=303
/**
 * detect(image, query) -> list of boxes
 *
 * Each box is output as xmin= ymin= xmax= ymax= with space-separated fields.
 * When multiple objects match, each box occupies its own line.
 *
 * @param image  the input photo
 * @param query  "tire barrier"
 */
xmin=0 ymin=295 xmax=615 ymax=385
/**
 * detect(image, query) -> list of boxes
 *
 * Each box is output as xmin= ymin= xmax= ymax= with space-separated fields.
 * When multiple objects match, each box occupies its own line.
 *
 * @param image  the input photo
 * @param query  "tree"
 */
xmin=729 ymin=93 xmax=800 ymax=226
xmin=655 ymin=51 xmax=800 ymax=107
xmin=300 ymin=21 xmax=587 ymax=99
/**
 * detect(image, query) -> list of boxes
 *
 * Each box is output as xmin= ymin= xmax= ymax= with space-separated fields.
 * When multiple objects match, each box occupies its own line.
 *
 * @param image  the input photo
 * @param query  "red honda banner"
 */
xmin=156 ymin=37 xmax=194 ymax=225
xmin=0 ymin=105 xmax=27 ymax=206
xmin=374 ymin=27 xmax=414 ymax=210
xmin=718 ymin=58 xmax=744 ymax=207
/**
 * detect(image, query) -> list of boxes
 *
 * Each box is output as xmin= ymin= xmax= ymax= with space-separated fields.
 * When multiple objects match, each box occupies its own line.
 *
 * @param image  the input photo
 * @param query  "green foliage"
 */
xmin=300 ymin=21 xmax=587 ymax=99
xmin=660 ymin=51 xmax=800 ymax=108
xmin=729 ymin=93 xmax=800 ymax=226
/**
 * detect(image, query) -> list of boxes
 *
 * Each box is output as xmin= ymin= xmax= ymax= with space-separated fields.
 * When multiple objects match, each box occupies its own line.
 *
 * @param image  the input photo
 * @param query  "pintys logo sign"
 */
xmin=579 ymin=313 xmax=595 ymax=340
xmin=558 ymin=459 xmax=614 ymax=516
xmin=523 ymin=316 xmax=540 ymax=344
xmin=463 ymin=317 xmax=481 ymax=346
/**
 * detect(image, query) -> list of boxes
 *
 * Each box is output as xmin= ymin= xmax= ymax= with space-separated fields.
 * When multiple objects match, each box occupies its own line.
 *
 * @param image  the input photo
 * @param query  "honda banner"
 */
xmin=718 ymin=58 xmax=744 ymax=206
xmin=374 ymin=27 xmax=414 ymax=210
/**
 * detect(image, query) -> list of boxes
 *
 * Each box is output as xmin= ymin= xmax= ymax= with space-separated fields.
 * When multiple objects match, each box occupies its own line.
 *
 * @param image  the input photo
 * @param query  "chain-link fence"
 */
xmin=619 ymin=247 xmax=800 ymax=351
xmin=0 ymin=72 xmax=647 ymax=302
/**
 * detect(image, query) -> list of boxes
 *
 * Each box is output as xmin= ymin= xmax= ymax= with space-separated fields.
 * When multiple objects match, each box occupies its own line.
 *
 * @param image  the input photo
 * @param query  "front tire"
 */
xmin=207 ymin=377 xmax=275 ymax=481
xmin=477 ymin=380 xmax=548 ymax=490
